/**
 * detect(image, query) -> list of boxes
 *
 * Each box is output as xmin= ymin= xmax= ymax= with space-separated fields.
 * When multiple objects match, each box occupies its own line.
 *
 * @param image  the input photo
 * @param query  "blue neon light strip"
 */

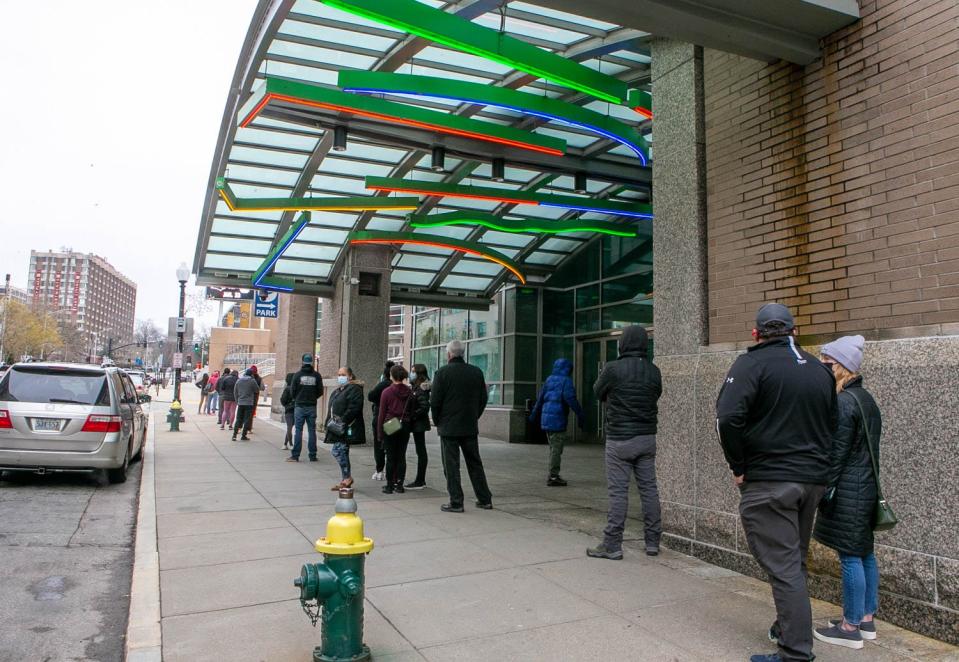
xmin=538 ymin=202 xmax=653 ymax=219
xmin=342 ymin=87 xmax=648 ymax=166
xmin=252 ymin=212 xmax=311 ymax=291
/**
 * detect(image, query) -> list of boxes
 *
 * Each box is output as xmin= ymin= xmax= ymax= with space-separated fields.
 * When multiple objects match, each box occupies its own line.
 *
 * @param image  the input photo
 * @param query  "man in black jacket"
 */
xmin=287 ymin=353 xmax=323 ymax=462
xmin=716 ymin=303 xmax=837 ymax=662
xmin=430 ymin=340 xmax=492 ymax=513
xmin=586 ymin=325 xmax=663 ymax=561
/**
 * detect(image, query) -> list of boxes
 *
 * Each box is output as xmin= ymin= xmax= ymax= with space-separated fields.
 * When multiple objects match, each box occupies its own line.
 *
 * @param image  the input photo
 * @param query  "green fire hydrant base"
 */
xmin=313 ymin=643 xmax=371 ymax=662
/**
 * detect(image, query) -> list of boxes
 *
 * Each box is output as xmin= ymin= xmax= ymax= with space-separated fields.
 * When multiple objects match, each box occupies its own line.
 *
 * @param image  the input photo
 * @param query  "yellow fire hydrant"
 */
xmin=294 ymin=487 xmax=374 ymax=662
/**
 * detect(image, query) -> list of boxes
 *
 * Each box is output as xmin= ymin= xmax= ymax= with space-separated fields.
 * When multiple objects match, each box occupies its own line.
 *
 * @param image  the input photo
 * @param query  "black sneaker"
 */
xmin=814 ymin=623 xmax=863 ymax=649
xmin=767 ymin=621 xmax=781 ymax=642
xmin=404 ymin=481 xmax=426 ymax=490
xmin=586 ymin=543 xmax=623 ymax=560
xmin=475 ymin=501 xmax=493 ymax=509
xmin=394 ymin=485 xmax=405 ymax=494
xmin=831 ymin=618 xmax=876 ymax=640
xmin=382 ymin=485 xmax=394 ymax=494
xmin=547 ymin=475 xmax=568 ymax=486
xmin=308 ymin=457 xmax=318 ymax=462
xmin=645 ymin=547 xmax=660 ymax=557
xmin=440 ymin=503 xmax=464 ymax=513
xmin=285 ymin=457 xmax=299 ymax=462
xmin=240 ymin=436 xmax=249 ymax=441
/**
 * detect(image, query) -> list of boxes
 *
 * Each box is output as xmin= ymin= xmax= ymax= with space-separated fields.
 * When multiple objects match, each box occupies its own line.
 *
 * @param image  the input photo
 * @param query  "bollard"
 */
xmin=166 ymin=400 xmax=184 ymax=432
xmin=294 ymin=487 xmax=373 ymax=662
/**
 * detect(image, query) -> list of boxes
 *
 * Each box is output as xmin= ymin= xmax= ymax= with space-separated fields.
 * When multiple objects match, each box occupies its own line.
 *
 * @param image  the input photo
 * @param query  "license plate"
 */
xmin=32 ymin=418 xmax=62 ymax=432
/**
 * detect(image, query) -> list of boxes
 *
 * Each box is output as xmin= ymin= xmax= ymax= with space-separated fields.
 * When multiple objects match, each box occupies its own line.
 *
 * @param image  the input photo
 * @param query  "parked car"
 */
xmin=125 ymin=370 xmax=149 ymax=396
xmin=0 ymin=362 xmax=148 ymax=483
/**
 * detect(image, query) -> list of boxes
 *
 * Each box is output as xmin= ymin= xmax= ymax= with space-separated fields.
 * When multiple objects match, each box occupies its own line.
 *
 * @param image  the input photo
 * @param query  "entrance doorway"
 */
xmin=578 ymin=336 xmax=619 ymax=444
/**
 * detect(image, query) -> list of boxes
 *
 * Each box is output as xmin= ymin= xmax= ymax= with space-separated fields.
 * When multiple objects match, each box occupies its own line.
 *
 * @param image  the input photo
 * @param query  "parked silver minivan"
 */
xmin=0 ymin=363 xmax=149 ymax=483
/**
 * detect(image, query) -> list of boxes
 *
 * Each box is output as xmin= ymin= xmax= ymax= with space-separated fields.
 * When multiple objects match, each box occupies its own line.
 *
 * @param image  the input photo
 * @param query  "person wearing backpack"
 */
xmin=813 ymin=336 xmax=884 ymax=650
xmin=404 ymin=363 xmax=432 ymax=490
xmin=325 ymin=367 xmax=366 ymax=491
xmin=376 ymin=364 xmax=413 ymax=494
xmin=280 ymin=372 xmax=296 ymax=450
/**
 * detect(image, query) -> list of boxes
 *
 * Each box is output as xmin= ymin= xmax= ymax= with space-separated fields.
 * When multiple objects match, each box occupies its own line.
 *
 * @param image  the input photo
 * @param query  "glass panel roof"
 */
xmin=196 ymin=0 xmax=653 ymax=299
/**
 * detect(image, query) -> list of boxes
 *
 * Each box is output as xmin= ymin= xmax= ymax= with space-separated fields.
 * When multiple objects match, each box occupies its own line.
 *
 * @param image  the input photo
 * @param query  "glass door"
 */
xmin=579 ymin=340 xmax=603 ymax=444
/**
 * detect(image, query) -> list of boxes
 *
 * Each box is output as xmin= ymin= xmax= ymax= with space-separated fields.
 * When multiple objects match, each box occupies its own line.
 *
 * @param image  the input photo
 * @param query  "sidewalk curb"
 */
xmin=125 ymin=411 xmax=162 ymax=662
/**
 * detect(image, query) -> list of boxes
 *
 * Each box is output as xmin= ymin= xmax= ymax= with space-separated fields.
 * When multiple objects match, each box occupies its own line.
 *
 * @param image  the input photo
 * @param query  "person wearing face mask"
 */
xmin=324 ymin=367 xmax=366 ymax=490
xmin=813 ymin=336 xmax=883 ymax=650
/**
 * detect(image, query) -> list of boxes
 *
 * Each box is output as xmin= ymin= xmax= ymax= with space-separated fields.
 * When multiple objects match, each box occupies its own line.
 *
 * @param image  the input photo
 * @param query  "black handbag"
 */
xmin=326 ymin=415 xmax=346 ymax=436
xmin=847 ymin=389 xmax=898 ymax=532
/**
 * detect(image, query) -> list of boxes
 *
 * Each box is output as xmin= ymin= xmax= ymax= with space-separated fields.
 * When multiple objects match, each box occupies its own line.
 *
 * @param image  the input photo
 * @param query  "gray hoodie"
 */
xmin=234 ymin=374 xmax=259 ymax=406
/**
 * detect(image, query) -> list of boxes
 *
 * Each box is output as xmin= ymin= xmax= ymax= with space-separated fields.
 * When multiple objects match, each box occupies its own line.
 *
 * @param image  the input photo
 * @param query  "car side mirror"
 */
xmin=138 ymin=394 xmax=152 ymax=404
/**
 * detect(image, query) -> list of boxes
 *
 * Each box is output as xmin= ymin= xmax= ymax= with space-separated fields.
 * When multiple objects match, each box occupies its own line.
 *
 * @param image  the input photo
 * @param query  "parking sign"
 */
xmin=254 ymin=290 xmax=279 ymax=318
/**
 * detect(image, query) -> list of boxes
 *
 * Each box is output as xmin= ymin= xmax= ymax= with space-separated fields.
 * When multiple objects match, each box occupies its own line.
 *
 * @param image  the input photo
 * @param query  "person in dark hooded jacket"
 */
xmin=530 ymin=358 xmax=585 ymax=486
xmin=280 ymin=372 xmax=296 ymax=450
xmin=587 ymin=325 xmax=663 ymax=561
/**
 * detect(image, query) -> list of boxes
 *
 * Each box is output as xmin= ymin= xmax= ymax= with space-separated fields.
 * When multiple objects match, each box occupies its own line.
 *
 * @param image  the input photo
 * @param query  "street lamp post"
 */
xmin=173 ymin=263 xmax=190 ymax=405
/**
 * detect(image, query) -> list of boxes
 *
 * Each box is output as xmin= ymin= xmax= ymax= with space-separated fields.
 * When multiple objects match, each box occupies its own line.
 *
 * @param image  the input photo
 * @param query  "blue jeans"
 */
xmin=331 ymin=442 xmax=351 ymax=479
xmin=292 ymin=406 xmax=317 ymax=459
xmin=206 ymin=392 xmax=218 ymax=414
xmin=840 ymin=552 xmax=879 ymax=625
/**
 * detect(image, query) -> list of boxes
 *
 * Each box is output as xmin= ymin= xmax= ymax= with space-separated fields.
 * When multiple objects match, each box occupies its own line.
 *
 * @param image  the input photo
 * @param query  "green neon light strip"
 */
xmin=217 ymin=178 xmax=419 ymax=213
xmin=338 ymin=71 xmax=649 ymax=164
xmin=408 ymin=211 xmax=637 ymax=237
xmin=349 ymin=230 xmax=526 ymax=284
xmin=252 ymin=211 xmax=313 ymax=291
xmin=238 ymin=77 xmax=566 ymax=156
xmin=365 ymin=176 xmax=653 ymax=218
xmin=320 ymin=0 xmax=628 ymax=104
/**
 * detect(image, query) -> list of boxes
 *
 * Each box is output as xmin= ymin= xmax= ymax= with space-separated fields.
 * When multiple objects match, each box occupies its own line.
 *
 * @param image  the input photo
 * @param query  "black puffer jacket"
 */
xmin=324 ymin=382 xmax=366 ymax=445
xmin=814 ymin=378 xmax=882 ymax=557
xmin=409 ymin=381 xmax=432 ymax=433
xmin=593 ymin=326 xmax=662 ymax=440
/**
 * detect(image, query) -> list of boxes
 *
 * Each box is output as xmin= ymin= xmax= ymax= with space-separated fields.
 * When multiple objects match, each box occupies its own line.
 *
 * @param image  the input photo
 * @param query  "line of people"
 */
xmin=195 ymin=365 xmax=266 ymax=441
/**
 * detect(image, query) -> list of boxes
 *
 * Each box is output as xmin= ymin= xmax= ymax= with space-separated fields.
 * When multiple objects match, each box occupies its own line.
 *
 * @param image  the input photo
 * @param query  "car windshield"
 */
xmin=0 ymin=366 xmax=111 ymax=406
xmin=128 ymin=374 xmax=144 ymax=388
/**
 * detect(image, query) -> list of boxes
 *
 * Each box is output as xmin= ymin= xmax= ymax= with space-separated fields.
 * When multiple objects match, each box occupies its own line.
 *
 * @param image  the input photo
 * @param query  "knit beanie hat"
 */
xmin=821 ymin=335 xmax=865 ymax=372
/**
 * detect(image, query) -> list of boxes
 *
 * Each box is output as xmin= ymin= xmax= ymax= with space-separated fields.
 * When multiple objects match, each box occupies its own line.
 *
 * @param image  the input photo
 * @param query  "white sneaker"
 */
xmin=372 ymin=471 xmax=385 ymax=481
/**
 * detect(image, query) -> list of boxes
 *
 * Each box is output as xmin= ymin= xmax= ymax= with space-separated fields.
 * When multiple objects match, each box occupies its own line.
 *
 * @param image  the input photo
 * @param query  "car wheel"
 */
xmin=107 ymin=442 xmax=130 ymax=484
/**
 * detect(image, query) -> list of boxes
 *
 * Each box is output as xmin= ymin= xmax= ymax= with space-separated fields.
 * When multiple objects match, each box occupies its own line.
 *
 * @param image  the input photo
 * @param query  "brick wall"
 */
xmin=704 ymin=0 xmax=959 ymax=345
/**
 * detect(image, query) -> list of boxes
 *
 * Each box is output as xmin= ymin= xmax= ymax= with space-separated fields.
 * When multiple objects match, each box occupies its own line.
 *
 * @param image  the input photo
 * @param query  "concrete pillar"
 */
xmin=651 ymin=39 xmax=708 ymax=356
xmin=271 ymin=293 xmax=317 ymax=412
xmin=319 ymin=245 xmax=391 ymax=390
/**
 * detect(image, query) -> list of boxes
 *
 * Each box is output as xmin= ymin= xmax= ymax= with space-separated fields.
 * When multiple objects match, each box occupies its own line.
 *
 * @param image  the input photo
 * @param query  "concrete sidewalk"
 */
xmin=140 ymin=394 xmax=958 ymax=662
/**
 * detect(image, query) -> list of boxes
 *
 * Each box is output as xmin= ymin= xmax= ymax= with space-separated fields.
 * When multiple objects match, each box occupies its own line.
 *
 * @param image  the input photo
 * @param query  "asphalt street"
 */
xmin=0 ymin=417 xmax=145 ymax=662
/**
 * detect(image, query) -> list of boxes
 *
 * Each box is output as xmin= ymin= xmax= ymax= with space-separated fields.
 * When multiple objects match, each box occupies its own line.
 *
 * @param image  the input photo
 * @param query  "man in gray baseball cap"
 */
xmin=717 ymin=303 xmax=838 ymax=662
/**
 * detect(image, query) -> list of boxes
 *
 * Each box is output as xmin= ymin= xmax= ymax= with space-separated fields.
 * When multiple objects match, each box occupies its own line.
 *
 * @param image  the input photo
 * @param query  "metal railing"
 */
xmin=221 ymin=352 xmax=275 ymax=377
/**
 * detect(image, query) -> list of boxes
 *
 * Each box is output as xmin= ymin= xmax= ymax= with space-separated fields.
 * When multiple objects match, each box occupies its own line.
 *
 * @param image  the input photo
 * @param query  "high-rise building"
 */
xmin=28 ymin=250 xmax=136 ymax=344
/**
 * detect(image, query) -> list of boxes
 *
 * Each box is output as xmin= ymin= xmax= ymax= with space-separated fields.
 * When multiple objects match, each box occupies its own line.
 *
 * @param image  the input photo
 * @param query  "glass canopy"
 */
xmin=195 ymin=0 xmax=653 ymax=305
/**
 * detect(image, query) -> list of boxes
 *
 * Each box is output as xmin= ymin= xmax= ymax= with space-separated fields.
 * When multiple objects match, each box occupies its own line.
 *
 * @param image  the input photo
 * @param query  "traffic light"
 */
xmin=193 ymin=342 xmax=200 ymax=353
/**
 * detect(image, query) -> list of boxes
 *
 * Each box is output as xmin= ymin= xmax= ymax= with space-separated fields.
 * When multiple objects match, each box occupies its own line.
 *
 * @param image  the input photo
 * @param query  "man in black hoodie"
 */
xmin=716 ymin=303 xmax=836 ymax=662
xmin=287 ymin=353 xmax=323 ymax=462
xmin=587 ymin=325 xmax=663 ymax=561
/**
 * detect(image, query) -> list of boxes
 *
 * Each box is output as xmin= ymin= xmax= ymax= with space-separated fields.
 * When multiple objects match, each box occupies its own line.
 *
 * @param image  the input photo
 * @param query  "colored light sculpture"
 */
xmin=365 ymin=176 xmax=653 ymax=219
xmin=238 ymin=77 xmax=566 ymax=156
xmin=408 ymin=211 xmax=637 ymax=237
xmin=216 ymin=178 xmax=419 ymax=213
xmin=319 ymin=0 xmax=628 ymax=104
xmin=349 ymin=230 xmax=526 ymax=284
xmin=629 ymin=90 xmax=653 ymax=119
xmin=339 ymin=71 xmax=649 ymax=165
xmin=251 ymin=211 xmax=312 ymax=291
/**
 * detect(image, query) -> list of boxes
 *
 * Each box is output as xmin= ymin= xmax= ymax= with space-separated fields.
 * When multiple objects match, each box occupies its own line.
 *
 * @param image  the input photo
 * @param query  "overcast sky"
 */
xmin=0 ymin=0 xmax=259 ymax=330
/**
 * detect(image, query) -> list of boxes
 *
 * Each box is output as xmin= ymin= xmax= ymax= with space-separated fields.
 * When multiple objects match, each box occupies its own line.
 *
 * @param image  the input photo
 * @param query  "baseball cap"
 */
xmin=755 ymin=303 xmax=794 ymax=333
xmin=301 ymin=352 xmax=314 ymax=364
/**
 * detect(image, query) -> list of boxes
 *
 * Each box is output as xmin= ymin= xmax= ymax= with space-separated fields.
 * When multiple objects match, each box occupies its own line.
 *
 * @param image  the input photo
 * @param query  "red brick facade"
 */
xmin=704 ymin=0 xmax=959 ymax=344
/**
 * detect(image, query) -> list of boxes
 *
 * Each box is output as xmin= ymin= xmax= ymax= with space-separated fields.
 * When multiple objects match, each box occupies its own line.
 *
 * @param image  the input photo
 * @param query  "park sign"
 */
xmin=254 ymin=290 xmax=279 ymax=318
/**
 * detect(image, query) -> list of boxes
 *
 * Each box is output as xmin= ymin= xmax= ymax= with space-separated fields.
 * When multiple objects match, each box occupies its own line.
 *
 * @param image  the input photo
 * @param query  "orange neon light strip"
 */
xmin=350 ymin=238 xmax=526 ymax=284
xmin=632 ymin=107 xmax=653 ymax=120
xmin=240 ymin=93 xmax=565 ymax=157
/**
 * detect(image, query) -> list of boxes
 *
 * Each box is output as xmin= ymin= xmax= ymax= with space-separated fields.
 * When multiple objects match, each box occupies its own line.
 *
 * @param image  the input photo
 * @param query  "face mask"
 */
xmin=337 ymin=375 xmax=348 ymax=385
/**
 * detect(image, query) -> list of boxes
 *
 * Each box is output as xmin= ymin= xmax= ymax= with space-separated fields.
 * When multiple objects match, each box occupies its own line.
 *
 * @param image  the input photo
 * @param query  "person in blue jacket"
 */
xmin=530 ymin=358 xmax=585 ymax=486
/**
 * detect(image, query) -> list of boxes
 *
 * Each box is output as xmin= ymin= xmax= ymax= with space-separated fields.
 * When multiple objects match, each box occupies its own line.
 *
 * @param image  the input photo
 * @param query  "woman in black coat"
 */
xmin=325 ymin=367 xmax=366 ymax=490
xmin=404 ymin=363 xmax=432 ymax=490
xmin=813 ymin=335 xmax=882 ymax=650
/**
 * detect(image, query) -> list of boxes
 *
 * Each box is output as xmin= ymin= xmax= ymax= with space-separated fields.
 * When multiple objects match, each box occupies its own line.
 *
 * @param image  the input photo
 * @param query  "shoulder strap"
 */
xmin=844 ymin=388 xmax=885 ymax=501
